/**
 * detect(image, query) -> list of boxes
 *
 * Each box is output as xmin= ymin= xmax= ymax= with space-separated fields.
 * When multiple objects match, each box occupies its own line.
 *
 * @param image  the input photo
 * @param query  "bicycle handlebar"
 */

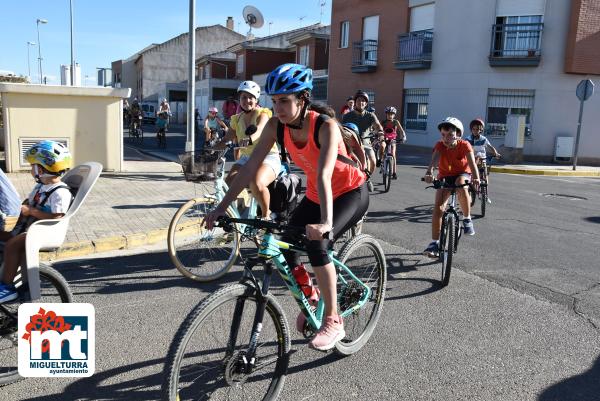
xmin=421 ymin=177 xmax=472 ymax=190
xmin=215 ymin=215 xmax=333 ymax=241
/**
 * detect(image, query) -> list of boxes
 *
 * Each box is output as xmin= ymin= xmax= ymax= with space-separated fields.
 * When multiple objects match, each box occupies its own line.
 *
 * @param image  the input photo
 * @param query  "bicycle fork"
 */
xmin=225 ymin=261 xmax=273 ymax=375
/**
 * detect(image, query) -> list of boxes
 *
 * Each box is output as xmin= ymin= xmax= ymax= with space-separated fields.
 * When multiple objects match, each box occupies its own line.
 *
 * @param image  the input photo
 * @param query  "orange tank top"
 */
xmin=284 ymin=111 xmax=366 ymax=203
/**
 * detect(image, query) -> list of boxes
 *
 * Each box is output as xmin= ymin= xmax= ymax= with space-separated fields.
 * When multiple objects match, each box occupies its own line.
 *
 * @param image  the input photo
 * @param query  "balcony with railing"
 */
xmin=351 ymin=40 xmax=378 ymax=73
xmin=489 ymin=23 xmax=544 ymax=66
xmin=395 ymin=30 xmax=433 ymax=70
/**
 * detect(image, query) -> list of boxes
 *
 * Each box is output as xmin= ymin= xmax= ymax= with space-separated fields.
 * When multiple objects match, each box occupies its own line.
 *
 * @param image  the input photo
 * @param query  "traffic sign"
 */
xmin=576 ymin=79 xmax=594 ymax=102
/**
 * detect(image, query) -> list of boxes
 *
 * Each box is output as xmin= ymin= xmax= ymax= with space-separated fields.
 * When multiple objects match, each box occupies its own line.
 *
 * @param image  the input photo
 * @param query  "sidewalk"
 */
xmin=6 ymin=160 xmax=206 ymax=261
xmin=490 ymin=163 xmax=600 ymax=176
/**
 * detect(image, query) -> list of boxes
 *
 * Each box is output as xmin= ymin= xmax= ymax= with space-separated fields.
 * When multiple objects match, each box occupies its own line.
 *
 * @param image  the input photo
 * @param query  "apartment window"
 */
xmin=409 ymin=3 xmax=435 ymax=32
xmin=403 ymin=89 xmax=428 ymax=131
xmin=493 ymin=15 xmax=543 ymax=58
xmin=236 ymin=54 xmax=245 ymax=74
xmin=340 ymin=21 xmax=349 ymax=48
xmin=486 ymin=89 xmax=535 ymax=137
xmin=298 ymin=45 xmax=310 ymax=66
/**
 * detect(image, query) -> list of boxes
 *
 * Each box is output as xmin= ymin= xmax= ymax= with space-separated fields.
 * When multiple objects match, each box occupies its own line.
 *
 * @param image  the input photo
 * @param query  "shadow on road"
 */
xmin=584 ymin=216 xmax=600 ymax=224
xmin=367 ymin=205 xmax=433 ymax=224
xmin=101 ymin=173 xmax=186 ymax=182
xmin=538 ymin=354 xmax=600 ymax=401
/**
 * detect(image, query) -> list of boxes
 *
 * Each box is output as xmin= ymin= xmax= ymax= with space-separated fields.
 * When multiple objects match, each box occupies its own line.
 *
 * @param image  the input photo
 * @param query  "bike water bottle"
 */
xmin=291 ymin=264 xmax=316 ymax=298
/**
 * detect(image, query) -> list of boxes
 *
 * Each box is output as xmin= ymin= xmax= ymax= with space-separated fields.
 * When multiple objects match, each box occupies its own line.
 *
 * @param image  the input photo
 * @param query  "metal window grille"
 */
xmin=486 ymin=89 xmax=535 ymax=137
xmin=312 ymin=76 xmax=328 ymax=101
xmin=491 ymin=16 xmax=543 ymax=58
xmin=403 ymin=89 xmax=428 ymax=131
xmin=397 ymin=30 xmax=433 ymax=62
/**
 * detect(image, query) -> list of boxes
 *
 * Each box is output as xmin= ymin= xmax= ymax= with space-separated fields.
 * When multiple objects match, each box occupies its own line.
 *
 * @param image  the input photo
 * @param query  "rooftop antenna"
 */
xmin=268 ymin=21 xmax=273 ymax=36
xmin=318 ymin=1 xmax=326 ymax=24
xmin=242 ymin=5 xmax=264 ymax=39
xmin=299 ymin=15 xmax=306 ymax=28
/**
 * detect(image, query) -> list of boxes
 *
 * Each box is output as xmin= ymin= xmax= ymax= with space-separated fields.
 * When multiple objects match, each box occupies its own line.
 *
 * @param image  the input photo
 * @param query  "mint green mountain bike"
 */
xmin=162 ymin=216 xmax=387 ymax=401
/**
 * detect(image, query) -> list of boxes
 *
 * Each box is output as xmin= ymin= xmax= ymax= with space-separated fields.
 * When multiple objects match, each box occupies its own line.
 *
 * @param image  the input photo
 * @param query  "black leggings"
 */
xmin=284 ymin=183 xmax=369 ymax=267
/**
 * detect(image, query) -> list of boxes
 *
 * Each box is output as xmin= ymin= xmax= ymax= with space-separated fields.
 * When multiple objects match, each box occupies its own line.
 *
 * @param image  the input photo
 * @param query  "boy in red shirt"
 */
xmin=423 ymin=117 xmax=480 ymax=258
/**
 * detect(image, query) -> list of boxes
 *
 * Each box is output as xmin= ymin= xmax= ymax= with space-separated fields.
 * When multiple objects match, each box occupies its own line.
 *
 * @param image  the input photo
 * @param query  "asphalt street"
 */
xmin=3 ymin=145 xmax=600 ymax=400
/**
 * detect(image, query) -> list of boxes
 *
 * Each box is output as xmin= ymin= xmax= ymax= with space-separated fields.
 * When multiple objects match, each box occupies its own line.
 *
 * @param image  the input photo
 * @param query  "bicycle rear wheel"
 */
xmin=162 ymin=283 xmax=290 ymax=401
xmin=335 ymin=234 xmax=387 ymax=356
xmin=439 ymin=214 xmax=455 ymax=287
xmin=383 ymin=159 xmax=392 ymax=193
xmin=480 ymin=183 xmax=487 ymax=217
xmin=0 ymin=264 xmax=73 ymax=387
xmin=168 ymin=198 xmax=240 ymax=282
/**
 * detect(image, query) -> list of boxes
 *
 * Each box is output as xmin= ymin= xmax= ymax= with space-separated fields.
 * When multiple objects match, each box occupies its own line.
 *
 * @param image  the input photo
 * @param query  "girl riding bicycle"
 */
xmin=213 ymin=81 xmax=281 ymax=220
xmin=378 ymin=106 xmax=406 ymax=179
xmin=203 ymin=106 xmax=228 ymax=147
xmin=204 ymin=63 xmax=368 ymax=351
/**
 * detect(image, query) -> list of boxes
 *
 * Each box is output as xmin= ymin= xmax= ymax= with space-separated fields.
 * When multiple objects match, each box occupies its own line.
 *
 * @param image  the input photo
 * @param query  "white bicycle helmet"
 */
xmin=384 ymin=106 xmax=397 ymax=114
xmin=438 ymin=117 xmax=463 ymax=135
xmin=237 ymin=80 xmax=261 ymax=99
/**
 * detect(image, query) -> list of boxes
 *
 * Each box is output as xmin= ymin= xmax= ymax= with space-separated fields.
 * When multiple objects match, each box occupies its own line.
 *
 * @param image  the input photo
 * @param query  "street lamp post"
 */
xmin=70 ymin=0 xmax=75 ymax=86
xmin=27 ymin=41 xmax=36 ymax=81
xmin=36 ymin=18 xmax=48 ymax=84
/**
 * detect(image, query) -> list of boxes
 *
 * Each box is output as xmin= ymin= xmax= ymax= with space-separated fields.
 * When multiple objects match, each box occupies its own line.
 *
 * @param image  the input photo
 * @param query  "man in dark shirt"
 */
xmin=341 ymin=90 xmax=383 ymax=176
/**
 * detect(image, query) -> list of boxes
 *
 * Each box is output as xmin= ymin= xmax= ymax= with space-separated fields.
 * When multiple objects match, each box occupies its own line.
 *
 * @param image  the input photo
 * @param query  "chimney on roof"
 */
xmin=226 ymin=17 xmax=234 ymax=30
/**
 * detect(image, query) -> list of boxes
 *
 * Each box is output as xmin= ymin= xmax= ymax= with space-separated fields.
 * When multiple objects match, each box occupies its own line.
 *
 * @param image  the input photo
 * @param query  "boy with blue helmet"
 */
xmin=0 ymin=140 xmax=73 ymax=303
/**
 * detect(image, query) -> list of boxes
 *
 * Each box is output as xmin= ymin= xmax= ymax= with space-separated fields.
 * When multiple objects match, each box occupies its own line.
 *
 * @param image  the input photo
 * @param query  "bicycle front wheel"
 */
xmin=335 ymin=234 xmax=387 ymax=356
xmin=439 ymin=213 xmax=455 ymax=287
xmin=168 ymin=198 xmax=240 ymax=282
xmin=0 ymin=264 xmax=73 ymax=387
xmin=162 ymin=284 xmax=290 ymax=401
xmin=383 ymin=159 xmax=392 ymax=193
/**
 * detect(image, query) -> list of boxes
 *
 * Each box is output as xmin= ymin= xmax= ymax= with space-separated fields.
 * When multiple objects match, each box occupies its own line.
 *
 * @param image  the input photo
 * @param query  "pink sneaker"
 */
xmin=309 ymin=316 xmax=345 ymax=351
xmin=296 ymin=288 xmax=320 ymax=333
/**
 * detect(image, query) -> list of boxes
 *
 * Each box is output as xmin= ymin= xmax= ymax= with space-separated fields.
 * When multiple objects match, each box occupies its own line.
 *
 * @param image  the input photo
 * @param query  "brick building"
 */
xmin=328 ymin=0 xmax=600 ymax=163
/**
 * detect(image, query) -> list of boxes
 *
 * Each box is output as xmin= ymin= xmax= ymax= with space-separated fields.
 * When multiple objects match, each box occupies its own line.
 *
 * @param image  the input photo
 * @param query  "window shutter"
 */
xmin=496 ymin=0 xmax=546 ymax=17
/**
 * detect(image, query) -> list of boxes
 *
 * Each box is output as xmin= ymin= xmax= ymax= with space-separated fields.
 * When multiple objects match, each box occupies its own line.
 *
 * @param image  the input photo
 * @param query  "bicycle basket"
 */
xmin=178 ymin=150 xmax=224 ymax=182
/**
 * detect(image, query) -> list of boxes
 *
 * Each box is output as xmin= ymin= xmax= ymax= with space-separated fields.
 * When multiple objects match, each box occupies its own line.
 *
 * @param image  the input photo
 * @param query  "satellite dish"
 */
xmin=243 ymin=5 xmax=264 ymax=33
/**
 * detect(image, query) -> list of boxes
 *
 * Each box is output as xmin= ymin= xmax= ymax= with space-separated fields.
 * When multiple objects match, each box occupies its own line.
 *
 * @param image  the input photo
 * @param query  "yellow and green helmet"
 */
xmin=25 ymin=140 xmax=73 ymax=174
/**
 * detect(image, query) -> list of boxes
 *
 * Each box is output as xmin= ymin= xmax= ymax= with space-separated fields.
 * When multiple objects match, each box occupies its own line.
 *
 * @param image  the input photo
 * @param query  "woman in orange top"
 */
xmin=204 ymin=63 xmax=368 ymax=351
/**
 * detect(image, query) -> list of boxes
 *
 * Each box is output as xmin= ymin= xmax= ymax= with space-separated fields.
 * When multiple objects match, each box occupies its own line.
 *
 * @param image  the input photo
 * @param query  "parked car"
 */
xmin=141 ymin=102 xmax=157 ymax=123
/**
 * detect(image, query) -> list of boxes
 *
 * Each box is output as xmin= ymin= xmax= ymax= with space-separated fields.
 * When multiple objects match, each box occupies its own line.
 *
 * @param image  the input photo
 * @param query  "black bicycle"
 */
xmin=469 ymin=155 xmax=499 ymax=217
xmin=424 ymin=179 xmax=470 ymax=287
xmin=129 ymin=115 xmax=144 ymax=144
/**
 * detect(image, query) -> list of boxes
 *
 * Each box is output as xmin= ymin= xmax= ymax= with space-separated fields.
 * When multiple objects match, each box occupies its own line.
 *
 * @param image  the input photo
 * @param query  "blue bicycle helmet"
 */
xmin=342 ymin=122 xmax=359 ymax=135
xmin=265 ymin=63 xmax=313 ymax=95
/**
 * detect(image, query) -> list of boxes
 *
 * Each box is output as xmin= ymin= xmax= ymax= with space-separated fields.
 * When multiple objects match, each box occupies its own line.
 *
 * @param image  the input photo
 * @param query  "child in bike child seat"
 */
xmin=422 ymin=118 xmax=480 ymax=259
xmin=0 ymin=140 xmax=73 ymax=303
xmin=378 ymin=106 xmax=406 ymax=179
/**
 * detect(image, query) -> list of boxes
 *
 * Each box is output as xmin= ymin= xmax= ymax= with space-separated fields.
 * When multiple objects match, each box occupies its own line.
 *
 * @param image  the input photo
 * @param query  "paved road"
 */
xmin=4 ymin=156 xmax=600 ymax=400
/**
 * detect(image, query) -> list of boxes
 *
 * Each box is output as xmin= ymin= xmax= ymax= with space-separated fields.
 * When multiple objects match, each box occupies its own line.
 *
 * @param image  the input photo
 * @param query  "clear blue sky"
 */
xmin=0 ymin=0 xmax=331 ymax=85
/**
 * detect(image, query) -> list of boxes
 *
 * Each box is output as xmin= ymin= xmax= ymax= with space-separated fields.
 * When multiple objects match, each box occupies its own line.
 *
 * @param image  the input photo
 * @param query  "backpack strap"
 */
xmin=37 ymin=184 xmax=72 ymax=209
xmin=312 ymin=114 xmax=359 ymax=168
xmin=277 ymin=120 xmax=287 ymax=163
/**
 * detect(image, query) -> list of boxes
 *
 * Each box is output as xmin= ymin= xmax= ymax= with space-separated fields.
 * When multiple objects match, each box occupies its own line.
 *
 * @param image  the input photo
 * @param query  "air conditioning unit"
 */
xmin=554 ymin=136 xmax=574 ymax=162
xmin=19 ymin=138 xmax=70 ymax=167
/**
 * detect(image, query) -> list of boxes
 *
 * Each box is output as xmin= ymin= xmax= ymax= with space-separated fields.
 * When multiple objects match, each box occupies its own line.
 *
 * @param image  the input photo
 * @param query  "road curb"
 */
xmin=40 ymin=228 xmax=170 ymax=262
xmin=490 ymin=166 xmax=600 ymax=177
